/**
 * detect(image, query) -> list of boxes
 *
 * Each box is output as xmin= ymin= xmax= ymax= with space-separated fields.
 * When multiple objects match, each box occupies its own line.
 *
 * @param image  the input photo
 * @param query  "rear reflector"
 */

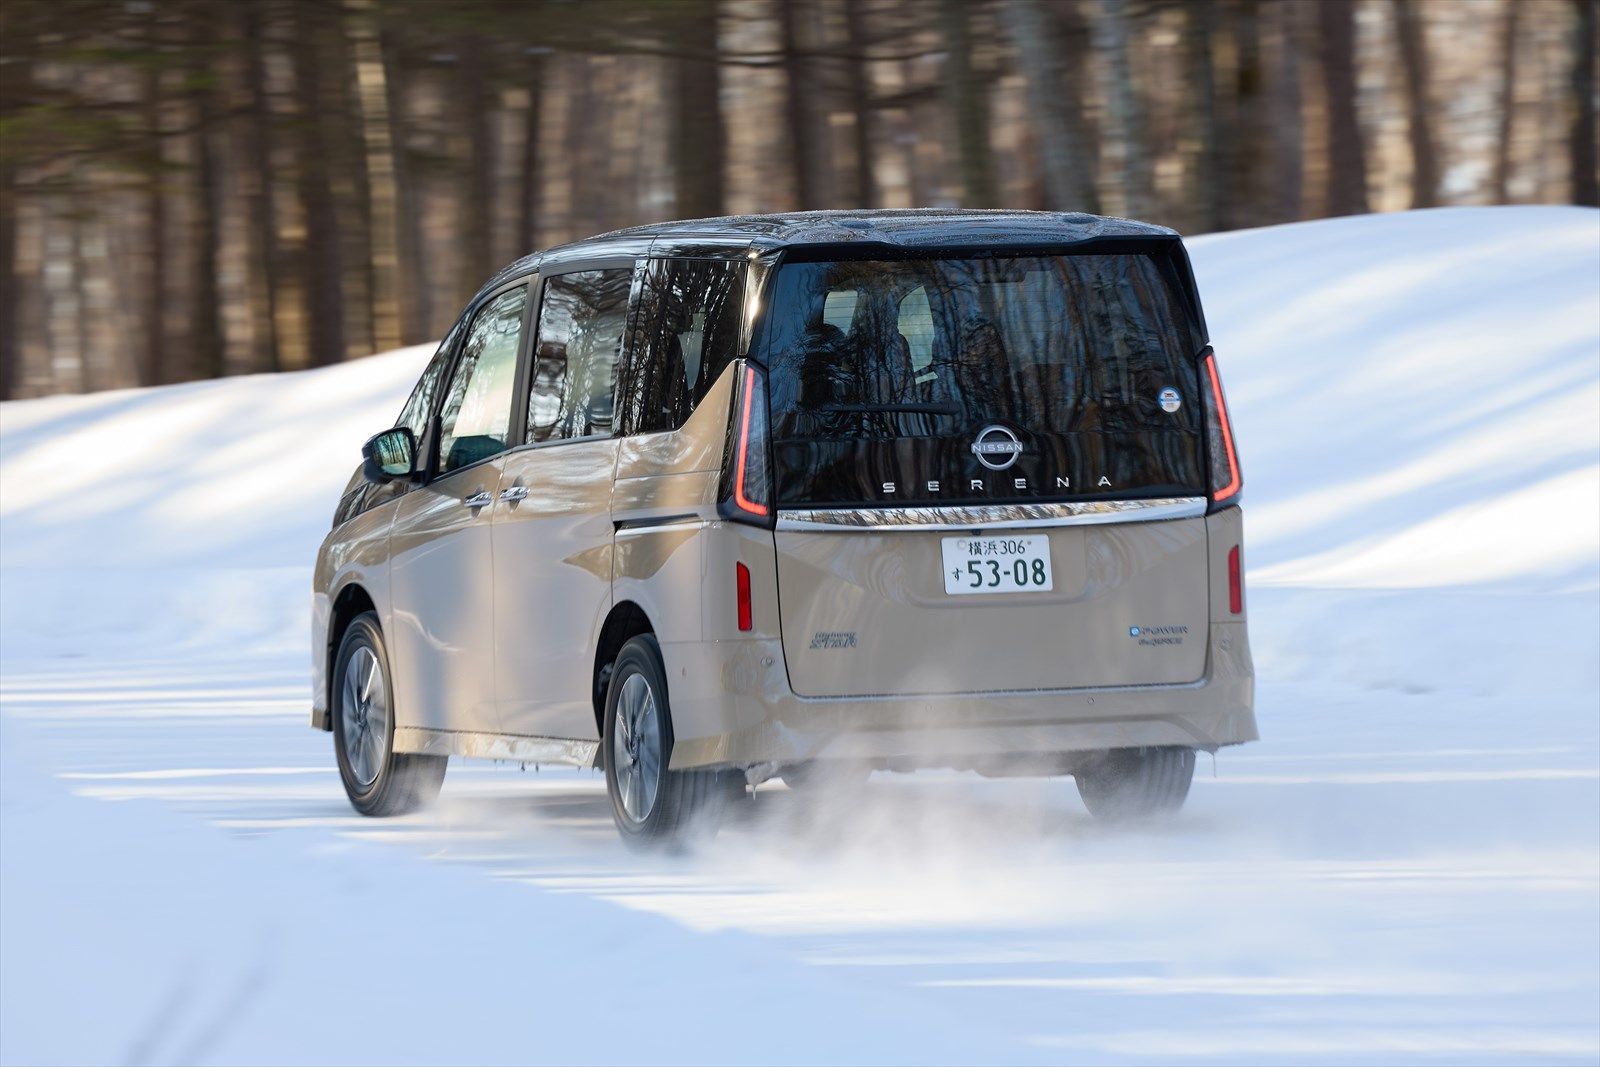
xmin=735 ymin=562 xmax=753 ymax=631
xmin=1227 ymin=544 xmax=1243 ymax=615
xmin=1202 ymin=350 xmax=1242 ymax=506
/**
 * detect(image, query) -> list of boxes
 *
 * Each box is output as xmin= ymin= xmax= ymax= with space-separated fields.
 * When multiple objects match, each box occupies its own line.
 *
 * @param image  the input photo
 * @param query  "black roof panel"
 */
xmin=596 ymin=208 xmax=1175 ymax=247
xmin=472 ymin=210 xmax=1180 ymax=306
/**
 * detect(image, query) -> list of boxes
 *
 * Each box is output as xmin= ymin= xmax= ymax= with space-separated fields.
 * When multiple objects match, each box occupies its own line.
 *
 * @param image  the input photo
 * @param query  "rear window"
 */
xmin=761 ymin=253 xmax=1206 ymax=507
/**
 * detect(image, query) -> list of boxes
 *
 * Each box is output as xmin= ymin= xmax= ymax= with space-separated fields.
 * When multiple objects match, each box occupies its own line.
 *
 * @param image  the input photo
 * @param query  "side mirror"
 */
xmin=361 ymin=426 xmax=416 ymax=484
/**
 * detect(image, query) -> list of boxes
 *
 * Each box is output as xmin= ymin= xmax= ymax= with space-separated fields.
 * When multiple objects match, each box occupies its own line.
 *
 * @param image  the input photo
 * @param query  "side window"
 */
xmin=528 ymin=268 xmax=633 ymax=442
xmin=436 ymin=285 xmax=527 ymax=475
xmin=622 ymin=258 xmax=746 ymax=435
xmin=395 ymin=320 xmax=461 ymax=438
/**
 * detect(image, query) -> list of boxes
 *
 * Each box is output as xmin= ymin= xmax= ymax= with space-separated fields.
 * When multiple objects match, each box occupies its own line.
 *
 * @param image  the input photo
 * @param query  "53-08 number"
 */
xmin=939 ymin=535 xmax=1054 ymax=595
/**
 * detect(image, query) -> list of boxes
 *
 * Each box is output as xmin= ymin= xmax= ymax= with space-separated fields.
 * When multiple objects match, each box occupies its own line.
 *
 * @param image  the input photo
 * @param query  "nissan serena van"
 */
xmin=311 ymin=210 xmax=1256 ymax=845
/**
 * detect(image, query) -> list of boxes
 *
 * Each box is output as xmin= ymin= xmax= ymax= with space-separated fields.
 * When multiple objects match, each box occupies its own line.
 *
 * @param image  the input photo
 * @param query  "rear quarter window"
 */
xmin=619 ymin=258 xmax=746 ymax=435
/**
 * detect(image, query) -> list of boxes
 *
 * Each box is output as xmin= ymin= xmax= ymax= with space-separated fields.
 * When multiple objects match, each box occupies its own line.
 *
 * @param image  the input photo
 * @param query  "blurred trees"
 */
xmin=0 ymin=0 xmax=1595 ymax=399
xmin=1573 ymin=0 xmax=1598 ymax=205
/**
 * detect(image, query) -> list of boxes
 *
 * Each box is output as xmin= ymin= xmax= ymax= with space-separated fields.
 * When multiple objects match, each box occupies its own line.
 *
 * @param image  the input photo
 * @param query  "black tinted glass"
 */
xmin=529 ymin=268 xmax=634 ymax=442
xmin=621 ymin=259 xmax=745 ymax=435
xmin=762 ymin=254 xmax=1205 ymax=506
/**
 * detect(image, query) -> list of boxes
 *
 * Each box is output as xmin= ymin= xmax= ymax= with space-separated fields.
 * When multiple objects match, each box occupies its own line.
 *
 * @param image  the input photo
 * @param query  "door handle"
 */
xmin=462 ymin=490 xmax=493 ymax=509
xmin=500 ymin=485 xmax=529 ymax=504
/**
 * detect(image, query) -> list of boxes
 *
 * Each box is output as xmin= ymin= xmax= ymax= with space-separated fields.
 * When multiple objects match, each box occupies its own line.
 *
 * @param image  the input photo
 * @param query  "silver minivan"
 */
xmin=311 ymin=210 xmax=1256 ymax=845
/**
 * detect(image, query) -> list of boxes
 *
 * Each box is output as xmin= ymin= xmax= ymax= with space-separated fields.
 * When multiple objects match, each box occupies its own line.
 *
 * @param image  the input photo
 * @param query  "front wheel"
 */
xmin=1074 ymin=746 xmax=1195 ymax=820
xmin=333 ymin=612 xmax=446 ymax=816
xmin=603 ymin=635 xmax=724 ymax=848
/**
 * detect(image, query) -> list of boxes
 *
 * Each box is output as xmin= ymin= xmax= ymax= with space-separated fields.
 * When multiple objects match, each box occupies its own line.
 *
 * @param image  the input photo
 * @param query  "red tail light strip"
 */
xmin=734 ymin=365 xmax=768 ymax=517
xmin=1204 ymin=352 xmax=1242 ymax=503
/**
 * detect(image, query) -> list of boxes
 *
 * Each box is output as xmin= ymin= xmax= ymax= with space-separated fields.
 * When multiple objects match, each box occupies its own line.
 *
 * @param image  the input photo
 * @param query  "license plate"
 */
xmin=941 ymin=535 xmax=1054 ymax=595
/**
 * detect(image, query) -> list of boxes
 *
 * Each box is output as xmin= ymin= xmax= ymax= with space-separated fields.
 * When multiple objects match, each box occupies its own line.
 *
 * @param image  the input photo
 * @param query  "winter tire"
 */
xmin=333 ymin=612 xmax=446 ymax=816
xmin=603 ymin=634 xmax=724 ymax=848
xmin=1074 ymin=746 xmax=1195 ymax=820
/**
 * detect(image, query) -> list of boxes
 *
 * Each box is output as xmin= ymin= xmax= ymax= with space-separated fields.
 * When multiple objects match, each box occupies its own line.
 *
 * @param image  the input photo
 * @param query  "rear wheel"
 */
xmin=1074 ymin=746 xmax=1195 ymax=820
xmin=603 ymin=635 xmax=724 ymax=848
xmin=333 ymin=612 xmax=446 ymax=816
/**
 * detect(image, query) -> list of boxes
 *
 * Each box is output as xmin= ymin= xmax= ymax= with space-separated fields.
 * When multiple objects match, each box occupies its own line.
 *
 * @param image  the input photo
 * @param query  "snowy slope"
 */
xmin=1205 ymin=207 xmax=1598 ymax=592
xmin=2 ymin=206 xmax=1597 ymax=1065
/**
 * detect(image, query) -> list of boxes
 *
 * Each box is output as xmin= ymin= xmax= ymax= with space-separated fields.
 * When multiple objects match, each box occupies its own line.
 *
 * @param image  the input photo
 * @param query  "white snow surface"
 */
xmin=2 ymin=205 xmax=1597 ymax=1065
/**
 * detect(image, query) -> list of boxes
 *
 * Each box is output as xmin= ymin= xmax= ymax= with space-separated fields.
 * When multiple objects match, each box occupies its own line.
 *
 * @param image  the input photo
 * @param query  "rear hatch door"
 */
xmin=763 ymin=248 xmax=1211 ymax=697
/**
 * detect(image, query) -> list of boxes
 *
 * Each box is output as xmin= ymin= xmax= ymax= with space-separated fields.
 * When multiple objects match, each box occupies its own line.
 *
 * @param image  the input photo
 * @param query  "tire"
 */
xmin=1074 ymin=746 xmax=1195 ymax=820
xmin=603 ymin=634 xmax=724 ymax=848
xmin=332 ymin=612 xmax=446 ymax=816
xmin=780 ymin=761 xmax=872 ymax=793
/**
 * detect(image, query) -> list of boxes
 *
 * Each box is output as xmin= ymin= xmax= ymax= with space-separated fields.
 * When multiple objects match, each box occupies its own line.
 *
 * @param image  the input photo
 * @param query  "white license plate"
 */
xmin=940 ymin=535 xmax=1054 ymax=595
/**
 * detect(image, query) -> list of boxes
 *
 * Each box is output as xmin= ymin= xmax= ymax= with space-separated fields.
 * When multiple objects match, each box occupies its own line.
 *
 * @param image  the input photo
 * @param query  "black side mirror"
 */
xmin=361 ymin=426 xmax=417 ymax=484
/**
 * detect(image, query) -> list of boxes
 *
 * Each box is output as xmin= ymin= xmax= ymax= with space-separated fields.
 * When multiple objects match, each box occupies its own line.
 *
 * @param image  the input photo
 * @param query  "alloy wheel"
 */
xmin=340 ymin=645 xmax=389 ymax=788
xmin=611 ymin=671 xmax=661 ymax=822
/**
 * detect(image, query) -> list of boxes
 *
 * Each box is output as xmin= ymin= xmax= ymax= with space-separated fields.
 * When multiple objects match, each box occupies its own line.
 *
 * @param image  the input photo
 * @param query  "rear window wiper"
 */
xmin=810 ymin=403 xmax=959 ymax=417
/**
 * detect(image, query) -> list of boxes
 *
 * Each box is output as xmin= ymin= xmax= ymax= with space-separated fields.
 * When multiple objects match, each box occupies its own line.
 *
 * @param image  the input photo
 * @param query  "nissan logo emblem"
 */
xmin=970 ymin=425 xmax=1024 ymax=471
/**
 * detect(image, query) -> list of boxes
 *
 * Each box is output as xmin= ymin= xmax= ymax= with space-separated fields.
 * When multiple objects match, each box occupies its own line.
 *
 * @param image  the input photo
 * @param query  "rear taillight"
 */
xmin=1201 ymin=348 xmax=1242 ymax=508
xmin=1227 ymin=544 xmax=1243 ymax=614
xmin=735 ymin=562 xmax=753 ymax=631
xmin=721 ymin=362 xmax=772 ymax=524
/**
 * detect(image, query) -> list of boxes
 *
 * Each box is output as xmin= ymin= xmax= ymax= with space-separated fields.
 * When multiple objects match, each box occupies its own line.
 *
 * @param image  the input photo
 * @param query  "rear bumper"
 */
xmin=662 ymin=620 xmax=1256 ymax=771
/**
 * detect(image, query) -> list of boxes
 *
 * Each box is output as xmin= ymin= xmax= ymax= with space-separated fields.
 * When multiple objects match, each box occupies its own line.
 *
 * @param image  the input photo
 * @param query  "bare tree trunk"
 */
xmin=780 ymin=0 xmax=837 ymax=209
xmin=843 ymin=0 xmax=876 ymax=206
xmin=1571 ymin=0 xmax=1598 ymax=206
xmin=606 ymin=60 xmax=642 ymax=231
xmin=1186 ymin=0 xmax=1223 ymax=232
xmin=563 ymin=55 xmax=598 ymax=237
xmin=1317 ymin=0 xmax=1369 ymax=216
xmin=597 ymin=60 xmax=629 ymax=230
xmin=1491 ymin=0 xmax=1520 ymax=202
xmin=1053 ymin=0 xmax=1102 ymax=215
xmin=669 ymin=0 xmax=726 ymax=218
xmin=349 ymin=0 xmax=400 ymax=354
xmin=779 ymin=0 xmax=810 ymax=208
xmin=70 ymin=216 xmax=93 ymax=391
xmin=0 ymin=56 xmax=25 ymax=398
xmin=1097 ymin=0 xmax=1154 ymax=218
xmin=324 ymin=9 xmax=374 ymax=355
xmin=381 ymin=25 xmax=429 ymax=343
xmin=938 ymin=0 xmax=997 ymax=207
xmin=1004 ymin=0 xmax=1097 ymax=213
xmin=237 ymin=3 xmax=282 ymax=372
xmin=517 ymin=55 xmax=544 ymax=254
xmin=290 ymin=0 xmax=346 ymax=366
xmin=1228 ymin=0 xmax=1267 ymax=229
xmin=0 ymin=172 xmax=15 ymax=398
xmin=456 ymin=35 xmax=495 ymax=297
xmin=142 ymin=64 xmax=169 ymax=384
xmin=1392 ymin=0 xmax=1440 ymax=208
xmin=188 ymin=10 xmax=225 ymax=380
xmin=1267 ymin=0 xmax=1304 ymax=222
xmin=41 ymin=214 xmax=77 ymax=394
xmin=899 ymin=55 xmax=929 ymax=207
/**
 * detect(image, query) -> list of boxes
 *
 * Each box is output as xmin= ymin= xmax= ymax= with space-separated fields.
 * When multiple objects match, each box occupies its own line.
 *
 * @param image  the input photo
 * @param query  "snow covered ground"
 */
xmin=2 ymin=205 xmax=1597 ymax=1065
